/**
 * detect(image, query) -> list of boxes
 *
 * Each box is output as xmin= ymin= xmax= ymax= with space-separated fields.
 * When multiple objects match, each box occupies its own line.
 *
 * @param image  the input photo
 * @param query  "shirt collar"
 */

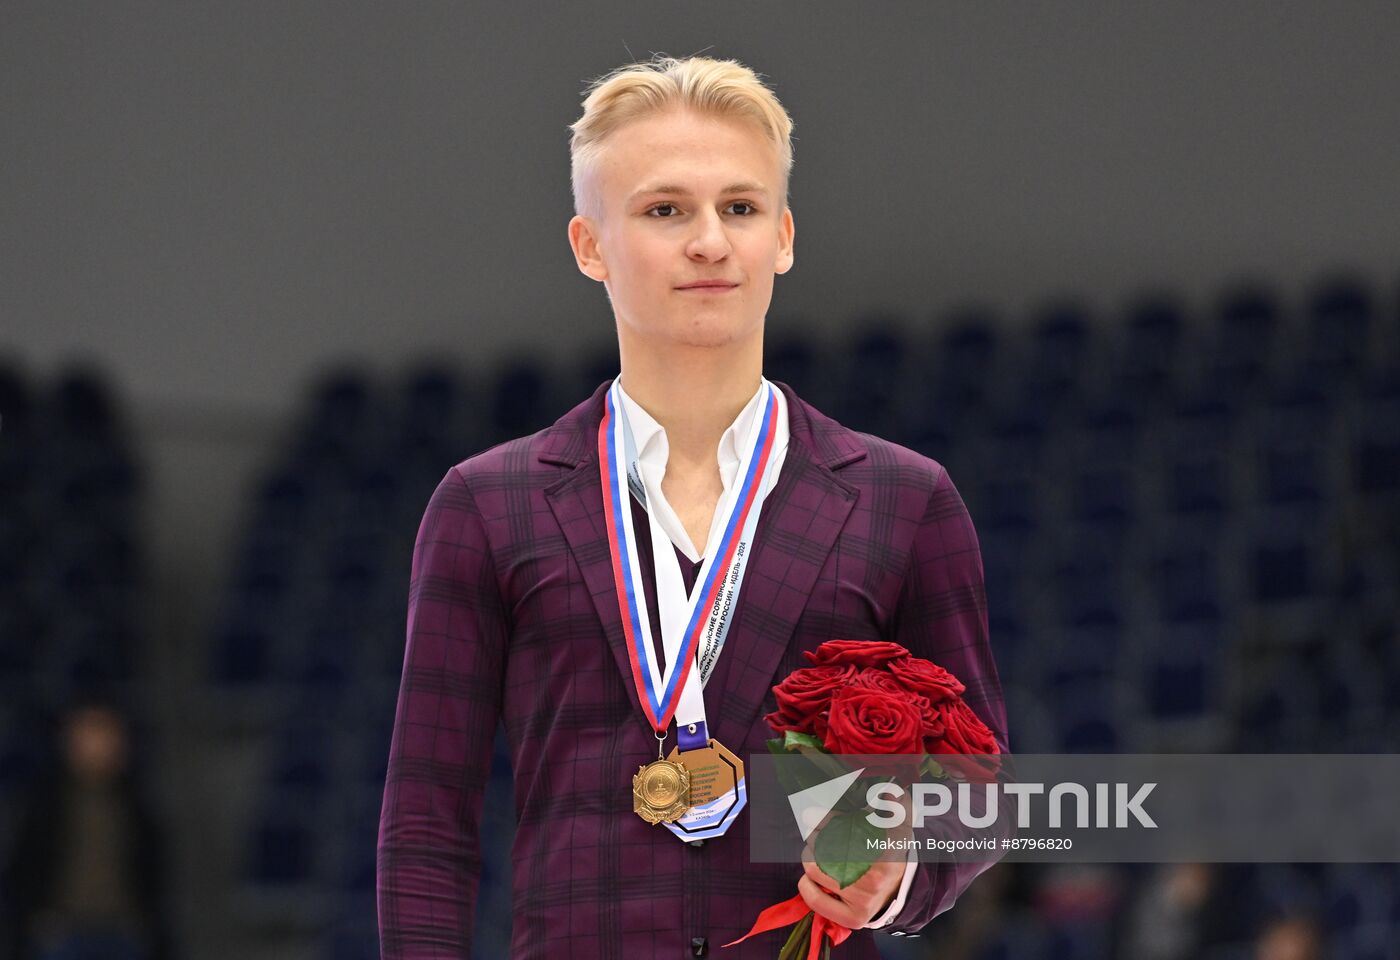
xmin=614 ymin=374 xmax=773 ymax=470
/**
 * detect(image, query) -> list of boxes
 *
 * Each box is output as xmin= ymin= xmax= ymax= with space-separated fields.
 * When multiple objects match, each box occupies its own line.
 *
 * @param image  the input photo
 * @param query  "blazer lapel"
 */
xmin=541 ymin=378 xmax=867 ymax=744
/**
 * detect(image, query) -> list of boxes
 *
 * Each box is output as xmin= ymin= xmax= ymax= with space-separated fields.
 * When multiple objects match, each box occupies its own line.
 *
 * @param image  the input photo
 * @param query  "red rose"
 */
xmin=848 ymin=667 xmax=951 ymax=753
xmin=764 ymin=663 xmax=857 ymax=738
xmin=886 ymin=656 xmax=966 ymax=702
xmin=850 ymin=667 xmax=911 ymax=697
xmin=929 ymin=699 xmax=997 ymax=754
xmin=803 ymin=639 xmax=909 ymax=669
xmin=919 ymin=699 xmax=947 ymax=750
xmin=823 ymin=687 xmax=924 ymax=758
xmin=927 ymin=699 xmax=1001 ymax=780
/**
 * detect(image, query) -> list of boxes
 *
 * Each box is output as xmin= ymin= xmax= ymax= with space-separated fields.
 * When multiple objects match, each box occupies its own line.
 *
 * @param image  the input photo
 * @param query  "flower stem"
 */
xmin=776 ymin=911 xmax=815 ymax=960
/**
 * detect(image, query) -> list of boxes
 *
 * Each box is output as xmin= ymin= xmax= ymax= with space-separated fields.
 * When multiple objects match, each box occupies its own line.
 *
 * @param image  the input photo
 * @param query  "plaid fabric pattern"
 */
xmin=377 ymin=378 xmax=1010 ymax=959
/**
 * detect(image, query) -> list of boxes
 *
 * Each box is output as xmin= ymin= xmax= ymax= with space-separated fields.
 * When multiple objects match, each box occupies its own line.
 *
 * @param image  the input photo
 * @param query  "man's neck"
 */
xmin=618 ymin=342 xmax=763 ymax=470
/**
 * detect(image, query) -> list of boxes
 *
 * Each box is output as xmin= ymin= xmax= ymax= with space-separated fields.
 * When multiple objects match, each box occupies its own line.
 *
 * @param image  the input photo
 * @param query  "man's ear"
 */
xmin=774 ymin=207 xmax=795 ymax=275
xmin=568 ymin=215 xmax=608 ymax=282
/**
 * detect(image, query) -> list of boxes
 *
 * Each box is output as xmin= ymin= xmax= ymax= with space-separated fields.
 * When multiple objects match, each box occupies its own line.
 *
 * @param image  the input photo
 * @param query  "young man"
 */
xmin=377 ymin=55 xmax=1009 ymax=959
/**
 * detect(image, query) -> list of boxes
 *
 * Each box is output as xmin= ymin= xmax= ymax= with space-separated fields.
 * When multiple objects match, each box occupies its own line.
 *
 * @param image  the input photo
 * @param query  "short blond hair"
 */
xmin=568 ymin=54 xmax=795 ymax=222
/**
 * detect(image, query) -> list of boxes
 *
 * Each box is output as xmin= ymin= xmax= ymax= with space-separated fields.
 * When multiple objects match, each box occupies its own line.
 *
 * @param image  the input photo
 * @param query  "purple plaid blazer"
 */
xmin=377 ymin=377 xmax=1010 ymax=959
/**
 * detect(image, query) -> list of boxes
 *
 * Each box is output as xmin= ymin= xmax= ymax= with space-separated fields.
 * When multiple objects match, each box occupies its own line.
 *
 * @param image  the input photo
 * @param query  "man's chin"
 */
xmin=673 ymin=317 xmax=763 ymax=349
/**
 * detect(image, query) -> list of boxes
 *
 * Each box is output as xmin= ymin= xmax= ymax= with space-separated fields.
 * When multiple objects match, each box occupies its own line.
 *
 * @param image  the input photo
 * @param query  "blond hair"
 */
xmin=568 ymin=54 xmax=795 ymax=222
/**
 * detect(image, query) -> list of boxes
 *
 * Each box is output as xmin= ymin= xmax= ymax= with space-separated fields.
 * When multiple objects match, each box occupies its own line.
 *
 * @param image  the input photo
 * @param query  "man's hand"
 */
xmin=796 ymin=794 xmax=913 ymax=928
xmin=797 ymin=854 xmax=904 ymax=928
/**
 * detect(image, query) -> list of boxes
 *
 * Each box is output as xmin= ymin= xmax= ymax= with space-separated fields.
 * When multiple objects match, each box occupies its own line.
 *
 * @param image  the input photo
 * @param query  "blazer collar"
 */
xmin=541 ymin=377 xmax=867 ymax=750
xmin=536 ymin=377 xmax=866 ymax=473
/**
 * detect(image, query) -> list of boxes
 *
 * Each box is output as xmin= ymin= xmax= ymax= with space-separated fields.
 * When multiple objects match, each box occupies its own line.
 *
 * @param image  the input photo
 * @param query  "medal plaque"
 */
xmin=662 ymin=737 xmax=747 ymax=841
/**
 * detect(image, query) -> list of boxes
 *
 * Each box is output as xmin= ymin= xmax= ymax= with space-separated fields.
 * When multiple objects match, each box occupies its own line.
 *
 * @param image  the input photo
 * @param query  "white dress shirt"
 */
xmin=613 ymin=374 xmax=917 ymax=930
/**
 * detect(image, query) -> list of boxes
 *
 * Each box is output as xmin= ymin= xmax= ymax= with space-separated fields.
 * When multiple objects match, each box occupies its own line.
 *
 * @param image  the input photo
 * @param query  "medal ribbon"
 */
xmin=599 ymin=378 xmax=782 ymax=737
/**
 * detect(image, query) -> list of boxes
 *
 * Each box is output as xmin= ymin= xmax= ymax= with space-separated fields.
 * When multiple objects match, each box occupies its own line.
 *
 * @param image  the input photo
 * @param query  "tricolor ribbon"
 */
xmin=598 ymin=379 xmax=780 ymax=735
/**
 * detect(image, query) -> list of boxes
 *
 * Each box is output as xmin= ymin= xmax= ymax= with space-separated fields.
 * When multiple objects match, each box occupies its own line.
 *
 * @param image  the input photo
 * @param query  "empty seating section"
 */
xmin=0 ymin=361 xmax=144 ymax=793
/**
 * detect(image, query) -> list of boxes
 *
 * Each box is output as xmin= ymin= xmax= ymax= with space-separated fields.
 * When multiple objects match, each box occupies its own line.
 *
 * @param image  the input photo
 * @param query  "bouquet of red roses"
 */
xmin=724 ymin=639 xmax=999 ymax=960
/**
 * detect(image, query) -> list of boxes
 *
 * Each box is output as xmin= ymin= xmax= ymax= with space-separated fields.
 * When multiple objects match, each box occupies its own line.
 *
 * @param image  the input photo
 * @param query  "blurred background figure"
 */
xmin=1113 ymin=863 xmax=1242 ymax=960
xmin=1254 ymin=914 xmax=1324 ymax=960
xmin=3 ymin=694 xmax=171 ymax=960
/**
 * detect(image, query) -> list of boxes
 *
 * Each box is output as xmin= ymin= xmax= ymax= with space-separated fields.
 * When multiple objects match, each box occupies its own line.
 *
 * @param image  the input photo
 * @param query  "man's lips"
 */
xmin=676 ymin=281 xmax=739 ymax=291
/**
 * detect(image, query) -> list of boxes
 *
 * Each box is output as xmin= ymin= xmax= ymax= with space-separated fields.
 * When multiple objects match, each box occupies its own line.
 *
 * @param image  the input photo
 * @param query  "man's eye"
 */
xmin=645 ymin=201 xmax=758 ymax=218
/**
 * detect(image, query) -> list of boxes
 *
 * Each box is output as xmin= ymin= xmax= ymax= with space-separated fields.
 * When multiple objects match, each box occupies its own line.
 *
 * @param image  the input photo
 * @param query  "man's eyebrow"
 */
xmin=629 ymin=181 xmax=769 ymax=201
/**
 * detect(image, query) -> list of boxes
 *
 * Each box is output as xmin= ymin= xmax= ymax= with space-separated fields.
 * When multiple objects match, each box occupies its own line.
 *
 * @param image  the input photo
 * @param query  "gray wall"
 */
xmin=6 ymin=1 xmax=1399 ymax=421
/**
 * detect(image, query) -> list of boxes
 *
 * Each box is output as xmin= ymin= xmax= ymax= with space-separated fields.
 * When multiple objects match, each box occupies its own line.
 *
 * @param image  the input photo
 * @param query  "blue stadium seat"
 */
xmin=766 ymin=334 xmax=827 ymax=410
xmin=1075 ymin=398 xmax=1145 ymax=467
xmin=1257 ymin=363 xmax=1338 ymax=442
xmin=925 ymin=310 xmax=1001 ymax=431
xmin=1144 ymin=619 xmax=1225 ymax=720
xmin=210 ymin=619 xmax=272 ymax=686
xmin=306 ymin=367 xmax=373 ymax=442
xmin=1166 ymin=377 xmax=1244 ymax=459
xmin=253 ymin=471 xmax=313 ymax=530
xmin=1236 ymin=658 xmax=1322 ymax=751
xmin=397 ymin=362 xmax=463 ymax=440
xmin=1041 ymin=918 xmax=1113 ymax=960
xmin=0 ymin=356 xmax=36 ymax=439
xmin=249 ymin=810 xmax=315 ymax=885
xmin=842 ymin=324 xmax=910 ymax=435
xmin=53 ymin=364 xmax=120 ymax=438
xmin=1052 ymin=722 xmax=1120 ymax=761
xmin=1069 ymin=464 xmax=1137 ymax=542
xmin=1304 ymin=275 xmax=1374 ymax=374
xmin=1160 ymin=448 xmax=1233 ymax=524
xmin=1051 ymin=535 xmax=1126 ymax=629
xmin=491 ymin=360 xmax=550 ymax=437
xmin=0 ymin=598 xmax=41 ymax=678
xmin=1206 ymin=283 xmax=1283 ymax=400
xmin=1027 ymin=300 xmax=1093 ymax=390
xmin=1351 ymin=363 xmax=1400 ymax=506
xmin=977 ymin=469 xmax=1039 ymax=525
xmin=1117 ymin=292 xmax=1187 ymax=384
xmin=0 ymin=706 xmax=43 ymax=792
xmin=1243 ymin=501 xmax=1336 ymax=608
xmin=935 ymin=309 xmax=1000 ymax=382
xmin=320 ymin=919 xmax=380 ymax=960
xmin=980 ymin=397 xmax=1052 ymax=473
xmin=1255 ymin=437 xmax=1328 ymax=511
xmin=268 ymin=729 xmax=331 ymax=797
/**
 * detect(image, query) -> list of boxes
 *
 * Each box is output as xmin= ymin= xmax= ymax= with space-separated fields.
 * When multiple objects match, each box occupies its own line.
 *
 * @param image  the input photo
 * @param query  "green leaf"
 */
xmin=921 ymin=755 xmax=947 ymax=779
xmin=783 ymin=730 xmax=828 ymax=752
xmin=770 ymin=742 xmax=841 ymax=798
xmin=813 ymin=810 xmax=886 ymax=888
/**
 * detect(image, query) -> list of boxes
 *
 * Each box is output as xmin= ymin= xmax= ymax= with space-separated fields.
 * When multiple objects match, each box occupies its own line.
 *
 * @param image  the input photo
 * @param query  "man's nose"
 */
xmin=688 ymin=209 xmax=731 ymax=259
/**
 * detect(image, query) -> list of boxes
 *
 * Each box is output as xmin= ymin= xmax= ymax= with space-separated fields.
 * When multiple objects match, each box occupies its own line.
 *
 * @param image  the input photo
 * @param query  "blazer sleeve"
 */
xmin=377 ymin=466 xmax=510 ymax=960
xmin=879 ymin=461 xmax=1012 ymax=936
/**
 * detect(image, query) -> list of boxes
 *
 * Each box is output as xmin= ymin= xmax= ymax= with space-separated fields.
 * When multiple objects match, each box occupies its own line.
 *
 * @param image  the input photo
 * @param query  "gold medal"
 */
xmin=633 ymin=757 xmax=691 ymax=824
xmin=667 ymin=737 xmax=744 ymax=818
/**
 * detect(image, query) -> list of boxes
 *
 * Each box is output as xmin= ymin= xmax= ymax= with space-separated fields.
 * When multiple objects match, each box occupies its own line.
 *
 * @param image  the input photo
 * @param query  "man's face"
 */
xmin=569 ymin=108 xmax=795 ymax=350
